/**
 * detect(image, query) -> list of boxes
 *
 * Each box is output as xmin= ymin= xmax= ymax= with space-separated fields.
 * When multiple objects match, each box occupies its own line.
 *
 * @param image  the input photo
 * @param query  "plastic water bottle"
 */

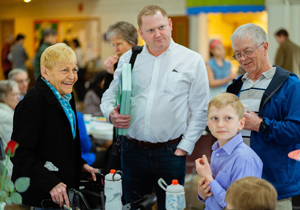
xmin=104 ymin=169 xmax=122 ymax=210
xmin=158 ymin=178 xmax=186 ymax=210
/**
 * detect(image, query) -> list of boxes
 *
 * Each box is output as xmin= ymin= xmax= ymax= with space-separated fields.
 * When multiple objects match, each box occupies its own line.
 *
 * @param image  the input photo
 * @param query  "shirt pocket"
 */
xmin=215 ymin=170 xmax=231 ymax=190
xmin=163 ymin=72 xmax=182 ymax=95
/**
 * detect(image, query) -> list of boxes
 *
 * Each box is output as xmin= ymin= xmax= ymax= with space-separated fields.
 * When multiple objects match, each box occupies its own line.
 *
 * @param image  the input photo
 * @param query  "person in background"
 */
xmin=0 ymin=80 xmax=20 ymax=177
xmin=103 ymin=21 xmax=139 ymax=146
xmin=77 ymin=111 xmax=108 ymax=172
xmin=83 ymin=70 xmax=107 ymax=117
xmin=196 ymin=93 xmax=262 ymax=210
xmin=34 ymin=28 xmax=57 ymax=80
xmin=8 ymin=68 xmax=29 ymax=101
xmin=11 ymin=43 xmax=98 ymax=208
xmin=225 ymin=176 xmax=277 ymax=210
xmin=10 ymin=34 xmax=28 ymax=70
xmin=100 ymin=5 xmax=209 ymax=209
xmin=103 ymin=21 xmax=138 ymax=91
xmin=1 ymin=34 xmax=14 ymax=78
xmin=227 ymin=23 xmax=300 ymax=210
xmin=71 ymin=38 xmax=86 ymax=101
xmin=206 ymin=39 xmax=236 ymax=99
xmin=275 ymin=29 xmax=300 ymax=76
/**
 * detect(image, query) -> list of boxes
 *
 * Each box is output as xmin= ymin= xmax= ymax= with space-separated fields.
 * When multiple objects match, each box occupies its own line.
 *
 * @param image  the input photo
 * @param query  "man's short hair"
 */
xmin=0 ymin=80 xmax=18 ymax=103
xmin=43 ymin=28 xmax=57 ymax=37
xmin=106 ymin=21 xmax=138 ymax=46
xmin=207 ymin=93 xmax=244 ymax=120
xmin=230 ymin=23 xmax=268 ymax=49
xmin=8 ymin=68 xmax=27 ymax=80
xmin=41 ymin=43 xmax=76 ymax=70
xmin=137 ymin=5 xmax=168 ymax=29
xmin=16 ymin=34 xmax=25 ymax=41
xmin=275 ymin=29 xmax=289 ymax=37
xmin=225 ymin=176 xmax=277 ymax=210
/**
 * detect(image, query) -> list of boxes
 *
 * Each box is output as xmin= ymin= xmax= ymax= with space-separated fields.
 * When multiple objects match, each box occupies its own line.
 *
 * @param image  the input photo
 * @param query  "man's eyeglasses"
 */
xmin=232 ymin=42 xmax=264 ymax=60
xmin=110 ymin=42 xmax=125 ymax=48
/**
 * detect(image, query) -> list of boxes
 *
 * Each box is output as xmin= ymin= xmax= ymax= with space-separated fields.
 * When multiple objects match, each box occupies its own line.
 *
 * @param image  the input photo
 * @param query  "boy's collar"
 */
xmin=212 ymin=133 xmax=243 ymax=155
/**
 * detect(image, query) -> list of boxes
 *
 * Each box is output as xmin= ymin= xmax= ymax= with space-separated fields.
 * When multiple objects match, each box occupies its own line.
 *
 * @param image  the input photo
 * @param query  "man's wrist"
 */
xmin=259 ymin=118 xmax=266 ymax=132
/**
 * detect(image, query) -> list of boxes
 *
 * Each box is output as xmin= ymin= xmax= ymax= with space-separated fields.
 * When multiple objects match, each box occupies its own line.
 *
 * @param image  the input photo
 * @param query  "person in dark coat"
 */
xmin=11 ymin=43 xmax=98 ymax=208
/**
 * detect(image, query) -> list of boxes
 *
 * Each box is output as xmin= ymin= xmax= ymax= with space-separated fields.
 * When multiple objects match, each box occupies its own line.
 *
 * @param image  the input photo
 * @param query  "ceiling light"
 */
xmin=24 ymin=0 xmax=31 ymax=2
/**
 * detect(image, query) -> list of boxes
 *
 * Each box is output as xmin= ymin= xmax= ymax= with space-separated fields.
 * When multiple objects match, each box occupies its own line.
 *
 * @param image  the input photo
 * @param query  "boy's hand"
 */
xmin=198 ymin=177 xmax=213 ymax=200
xmin=195 ymin=155 xmax=214 ymax=182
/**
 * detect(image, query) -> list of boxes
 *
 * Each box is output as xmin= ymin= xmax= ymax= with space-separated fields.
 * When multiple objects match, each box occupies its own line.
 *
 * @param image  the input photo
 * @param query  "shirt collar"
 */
xmin=41 ymin=77 xmax=72 ymax=102
xmin=242 ymin=67 xmax=276 ymax=82
xmin=212 ymin=133 xmax=243 ymax=155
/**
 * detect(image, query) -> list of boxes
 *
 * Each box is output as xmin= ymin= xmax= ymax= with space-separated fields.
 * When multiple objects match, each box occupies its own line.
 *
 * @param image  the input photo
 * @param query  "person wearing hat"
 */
xmin=207 ymin=39 xmax=236 ymax=99
xmin=34 ymin=27 xmax=57 ymax=80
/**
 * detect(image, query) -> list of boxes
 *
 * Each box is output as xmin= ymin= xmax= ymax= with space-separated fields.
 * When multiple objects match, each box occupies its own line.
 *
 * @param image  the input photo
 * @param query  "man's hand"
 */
xmin=82 ymin=163 xmax=99 ymax=181
xmin=244 ymin=111 xmax=262 ymax=132
xmin=50 ymin=182 xmax=69 ymax=208
xmin=195 ymin=155 xmax=213 ymax=182
xmin=198 ymin=177 xmax=213 ymax=200
xmin=109 ymin=105 xmax=131 ymax=128
xmin=104 ymin=55 xmax=119 ymax=74
xmin=174 ymin=148 xmax=187 ymax=156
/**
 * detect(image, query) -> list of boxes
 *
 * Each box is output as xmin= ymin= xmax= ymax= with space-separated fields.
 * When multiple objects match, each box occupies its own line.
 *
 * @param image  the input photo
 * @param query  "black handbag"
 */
xmin=106 ymin=46 xmax=143 ymax=172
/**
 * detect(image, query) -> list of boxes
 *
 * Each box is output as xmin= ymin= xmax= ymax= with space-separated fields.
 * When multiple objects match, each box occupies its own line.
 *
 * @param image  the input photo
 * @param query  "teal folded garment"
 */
xmin=118 ymin=63 xmax=132 ymax=136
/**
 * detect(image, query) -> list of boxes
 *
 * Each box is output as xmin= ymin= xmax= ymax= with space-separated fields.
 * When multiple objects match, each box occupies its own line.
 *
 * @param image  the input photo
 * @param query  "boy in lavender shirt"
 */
xmin=196 ymin=93 xmax=263 ymax=210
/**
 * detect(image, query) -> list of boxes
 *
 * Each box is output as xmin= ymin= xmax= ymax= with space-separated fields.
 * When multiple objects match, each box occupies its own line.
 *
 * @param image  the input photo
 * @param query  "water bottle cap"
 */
xmin=110 ymin=169 xmax=116 ymax=174
xmin=172 ymin=179 xmax=178 ymax=185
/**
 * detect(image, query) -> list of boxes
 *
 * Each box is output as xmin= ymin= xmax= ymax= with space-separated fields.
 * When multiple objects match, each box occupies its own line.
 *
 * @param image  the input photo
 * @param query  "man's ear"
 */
xmin=41 ymin=66 xmax=49 ymax=81
xmin=138 ymin=28 xmax=143 ymax=39
xmin=168 ymin=18 xmax=173 ymax=32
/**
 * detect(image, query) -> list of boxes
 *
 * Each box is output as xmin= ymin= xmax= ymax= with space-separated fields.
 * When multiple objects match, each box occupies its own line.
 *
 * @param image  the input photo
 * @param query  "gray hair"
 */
xmin=0 ymin=80 xmax=18 ymax=102
xmin=8 ymin=68 xmax=28 ymax=80
xmin=106 ymin=21 xmax=138 ymax=46
xmin=231 ymin=23 xmax=268 ymax=49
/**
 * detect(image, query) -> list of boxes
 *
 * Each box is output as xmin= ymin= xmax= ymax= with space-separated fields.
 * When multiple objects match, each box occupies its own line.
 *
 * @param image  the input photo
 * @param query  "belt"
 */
xmin=127 ymin=135 xmax=183 ymax=149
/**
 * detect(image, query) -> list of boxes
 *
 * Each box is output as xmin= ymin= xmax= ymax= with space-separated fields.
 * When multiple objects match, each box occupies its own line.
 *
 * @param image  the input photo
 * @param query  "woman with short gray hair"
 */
xmin=0 ymin=79 xmax=20 ymax=177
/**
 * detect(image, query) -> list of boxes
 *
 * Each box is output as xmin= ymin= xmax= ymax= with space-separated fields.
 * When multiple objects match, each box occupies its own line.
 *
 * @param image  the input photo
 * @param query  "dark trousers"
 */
xmin=121 ymin=136 xmax=186 ymax=210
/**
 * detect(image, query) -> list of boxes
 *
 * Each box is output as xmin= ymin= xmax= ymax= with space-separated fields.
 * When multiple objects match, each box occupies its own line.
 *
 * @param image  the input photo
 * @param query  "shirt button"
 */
xmin=146 ymin=134 xmax=148 ymax=136
xmin=216 ymin=153 xmax=219 ymax=156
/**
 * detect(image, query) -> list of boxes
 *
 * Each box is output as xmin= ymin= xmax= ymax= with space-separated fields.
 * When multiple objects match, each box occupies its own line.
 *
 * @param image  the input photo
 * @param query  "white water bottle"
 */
xmin=104 ymin=169 xmax=122 ymax=210
xmin=158 ymin=178 xmax=186 ymax=210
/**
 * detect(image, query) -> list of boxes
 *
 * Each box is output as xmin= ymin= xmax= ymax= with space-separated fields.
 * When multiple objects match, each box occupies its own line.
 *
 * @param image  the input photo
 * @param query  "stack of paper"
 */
xmin=118 ymin=63 xmax=132 ymax=135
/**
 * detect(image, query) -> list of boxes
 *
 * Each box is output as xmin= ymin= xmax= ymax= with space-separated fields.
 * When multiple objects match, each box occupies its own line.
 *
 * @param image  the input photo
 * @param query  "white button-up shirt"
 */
xmin=100 ymin=39 xmax=209 ymax=154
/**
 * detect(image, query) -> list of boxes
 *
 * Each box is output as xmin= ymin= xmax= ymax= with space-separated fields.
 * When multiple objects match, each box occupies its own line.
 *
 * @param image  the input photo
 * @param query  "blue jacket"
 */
xmin=77 ymin=111 xmax=96 ymax=165
xmin=227 ymin=66 xmax=300 ymax=199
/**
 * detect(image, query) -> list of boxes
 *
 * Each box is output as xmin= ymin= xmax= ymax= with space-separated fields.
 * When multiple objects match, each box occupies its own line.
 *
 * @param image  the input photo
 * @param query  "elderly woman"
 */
xmin=103 ymin=21 xmax=138 ymax=90
xmin=11 ymin=43 xmax=98 ymax=208
xmin=0 ymin=80 xmax=20 ymax=177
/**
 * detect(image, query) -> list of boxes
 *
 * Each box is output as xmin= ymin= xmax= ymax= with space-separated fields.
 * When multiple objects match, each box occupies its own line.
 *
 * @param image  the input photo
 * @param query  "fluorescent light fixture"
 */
xmin=24 ymin=0 xmax=31 ymax=2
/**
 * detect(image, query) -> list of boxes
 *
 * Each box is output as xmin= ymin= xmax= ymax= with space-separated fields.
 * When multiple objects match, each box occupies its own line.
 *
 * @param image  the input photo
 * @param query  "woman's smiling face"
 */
xmin=44 ymin=62 xmax=78 ymax=97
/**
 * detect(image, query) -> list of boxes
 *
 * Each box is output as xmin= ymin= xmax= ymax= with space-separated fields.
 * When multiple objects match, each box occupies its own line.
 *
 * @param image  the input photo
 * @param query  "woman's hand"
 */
xmin=104 ymin=55 xmax=119 ymax=74
xmin=82 ymin=163 xmax=99 ymax=181
xmin=50 ymin=182 xmax=69 ymax=208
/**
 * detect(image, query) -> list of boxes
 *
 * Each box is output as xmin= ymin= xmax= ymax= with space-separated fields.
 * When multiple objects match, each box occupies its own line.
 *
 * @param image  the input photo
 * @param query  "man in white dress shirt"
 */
xmin=100 ymin=5 xmax=209 ymax=209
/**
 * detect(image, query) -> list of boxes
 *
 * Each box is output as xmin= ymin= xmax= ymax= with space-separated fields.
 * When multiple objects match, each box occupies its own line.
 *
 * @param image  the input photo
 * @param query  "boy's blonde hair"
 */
xmin=225 ymin=176 xmax=277 ymax=210
xmin=41 ymin=43 xmax=76 ymax=70
xmin=137 ymin=5 xmax=168 ymax=29
xmin=207 ymin=93 xmax=244 ymax=120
